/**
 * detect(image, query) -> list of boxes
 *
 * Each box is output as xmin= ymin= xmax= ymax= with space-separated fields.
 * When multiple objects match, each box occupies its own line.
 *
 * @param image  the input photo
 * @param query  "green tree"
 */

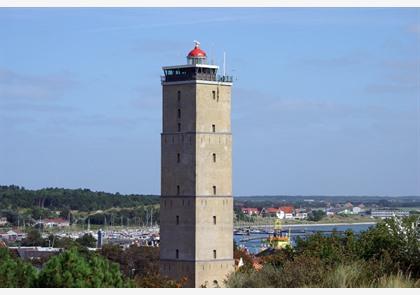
xmin=21 ymin=229 xmax=47 ymax=246
xmin=37 ymin=248 xmax=128 ymax=287
xmin=308 ymin=210 xmax=326 ymax=221
xmin=358 ymin=217 xmax=420 ymax=276
xmin=0 ymin=248 xmax=37 ymax=287
xmin=76 ymin=233 xmax=97 ymax=248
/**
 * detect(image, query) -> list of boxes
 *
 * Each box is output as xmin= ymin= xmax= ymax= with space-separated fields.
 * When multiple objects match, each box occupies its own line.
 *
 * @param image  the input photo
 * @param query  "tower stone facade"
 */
xmin=159 ymin=42 xmax=234 ymax=288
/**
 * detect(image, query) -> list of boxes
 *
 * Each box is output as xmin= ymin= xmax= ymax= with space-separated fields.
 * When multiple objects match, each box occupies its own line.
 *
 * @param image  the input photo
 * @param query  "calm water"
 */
xmin=234 ymin=223 xmax=375 ymax=254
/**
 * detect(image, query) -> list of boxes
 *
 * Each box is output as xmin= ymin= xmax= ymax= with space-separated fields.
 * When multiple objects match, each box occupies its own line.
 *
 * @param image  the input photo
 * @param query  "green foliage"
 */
xmin=0 ymin=248 xmax=37 ymax=287
xmin=52 ymin=236 xmax=79 ymax=249
xmin=76 ymin=233 xmax=97 ymax=248
xmin=85 ymin=206 xmax=159 ymax=226
xmin=100 ymin=244 xmax=185 ymax=287
xmin=308 ymin=209 xmax=326 ymax=221
xmin=233 ymin=243 xmax=254 ymax=272
xmin=134 ymin=273 xmax=186 ymax=288
xmin=0 ymin=185 xmax=158 ymax=212
xmin=21 ymin=229 xmax=48 ymax=247
xmin=226 ymin=217 xmax=420 ymax=288
xmin=357 ymin=216 xmax=420 ymax=276
xmin=37 ymin=248 xmax=128 ymax=287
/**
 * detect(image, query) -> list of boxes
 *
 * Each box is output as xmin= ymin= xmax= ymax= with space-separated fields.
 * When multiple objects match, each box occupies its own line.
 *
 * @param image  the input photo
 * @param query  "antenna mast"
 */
xmin=223 ymin=52 xmax=226 ymax=76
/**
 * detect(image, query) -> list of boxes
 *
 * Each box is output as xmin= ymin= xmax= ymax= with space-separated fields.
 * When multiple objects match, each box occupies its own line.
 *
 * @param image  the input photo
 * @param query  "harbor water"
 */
xmin=234 ymin=223 xmax=375 ymax=254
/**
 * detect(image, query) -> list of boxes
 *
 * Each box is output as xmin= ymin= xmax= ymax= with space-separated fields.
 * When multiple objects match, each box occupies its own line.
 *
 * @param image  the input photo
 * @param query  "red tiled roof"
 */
xmin=264 ymin=208 xmax=279 ymax=213
xmin=279 ymin=206 xmax=294 ymax=214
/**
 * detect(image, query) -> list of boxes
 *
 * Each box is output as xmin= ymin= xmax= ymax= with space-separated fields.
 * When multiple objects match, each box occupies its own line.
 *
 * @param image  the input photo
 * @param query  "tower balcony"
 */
xmin=161 ymin=64 xmax=233 ymax=84
xmin=161 ymin=74 xmax=233 ymax=83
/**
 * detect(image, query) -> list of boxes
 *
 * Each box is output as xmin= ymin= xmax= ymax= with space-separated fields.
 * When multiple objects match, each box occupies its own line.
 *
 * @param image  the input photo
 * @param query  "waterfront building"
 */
xmin=371 ymin=210 xmax=410 ymax=219
xmin=352 ymin=206 xmax=362 ymax=214
xmin=261 ymin=207 xmax=280 ymax=217
xmin=278 ymin=206 xmax=294 ymax=219
xmin=159 ymin=41 xmax=234 ymax=288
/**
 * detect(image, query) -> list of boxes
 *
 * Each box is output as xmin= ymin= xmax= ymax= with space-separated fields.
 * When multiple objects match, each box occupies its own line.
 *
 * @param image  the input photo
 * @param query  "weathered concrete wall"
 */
xmin=160 ymin=79 xmax=233 ymax=288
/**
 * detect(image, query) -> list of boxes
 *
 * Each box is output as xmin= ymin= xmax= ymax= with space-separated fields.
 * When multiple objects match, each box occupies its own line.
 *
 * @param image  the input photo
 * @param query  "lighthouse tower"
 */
xmin=159 ymin=41 xmax=234 ymax=288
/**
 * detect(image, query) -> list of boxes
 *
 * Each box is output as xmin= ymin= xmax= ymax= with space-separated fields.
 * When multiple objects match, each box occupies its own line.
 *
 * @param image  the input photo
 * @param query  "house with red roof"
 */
xmin=260 ymin=207 xmax=279 ymax=217
xmin=277 ymin=206 xmax=294 ymax=219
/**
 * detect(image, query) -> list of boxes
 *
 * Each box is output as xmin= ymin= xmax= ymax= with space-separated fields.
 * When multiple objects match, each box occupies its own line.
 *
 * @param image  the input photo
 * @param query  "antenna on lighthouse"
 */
xmin=223 ymin=51 xmax=226 ymax=76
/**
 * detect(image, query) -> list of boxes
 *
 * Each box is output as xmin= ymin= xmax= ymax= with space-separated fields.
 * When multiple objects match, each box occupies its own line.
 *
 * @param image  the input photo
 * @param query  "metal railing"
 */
xmin=161 ymin=74 xmax=234 ymax=83
xmin=217 ymin=75 xmax=233 ymax=83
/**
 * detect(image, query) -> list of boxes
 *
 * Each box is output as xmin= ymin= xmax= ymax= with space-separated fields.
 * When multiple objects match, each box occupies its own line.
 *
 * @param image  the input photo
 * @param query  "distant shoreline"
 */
xmin=283 ymin=221 xmax=377 ymax=227
xmin=234 ymin=221 xmax=377 ymax=228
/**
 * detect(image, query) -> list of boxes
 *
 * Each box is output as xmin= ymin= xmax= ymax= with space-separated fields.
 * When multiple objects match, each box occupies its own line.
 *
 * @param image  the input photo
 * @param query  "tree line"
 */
xmin=0 ymin=185 xmax=159 ymax=212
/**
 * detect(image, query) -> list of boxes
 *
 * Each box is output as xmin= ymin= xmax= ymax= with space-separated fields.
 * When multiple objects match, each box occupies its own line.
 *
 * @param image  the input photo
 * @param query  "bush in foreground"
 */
xmin=226 ymin=217 xmax=420 ymax=288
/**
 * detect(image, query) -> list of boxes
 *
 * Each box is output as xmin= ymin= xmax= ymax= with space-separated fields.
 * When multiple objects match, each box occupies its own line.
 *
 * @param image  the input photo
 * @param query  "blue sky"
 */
xmin=0 ymin=8 xmax=419 ymax=196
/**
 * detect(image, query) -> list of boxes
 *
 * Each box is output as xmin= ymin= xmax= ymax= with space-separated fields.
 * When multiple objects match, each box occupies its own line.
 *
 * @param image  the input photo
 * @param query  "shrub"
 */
xmin=0 ymin=248 xmax=37 ymax=287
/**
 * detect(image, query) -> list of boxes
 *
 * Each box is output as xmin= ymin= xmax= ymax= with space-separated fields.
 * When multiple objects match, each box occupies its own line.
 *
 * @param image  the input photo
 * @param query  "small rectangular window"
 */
xmin=176 ymin=249 xmax=179 ymax=259
xmin=177 ymin=123 xmax=181 ymax=132
xmin=176 ymin=215 xmax=179 ymax=225
xmin=212 ymin=90 xmax=216 ymax=100
xmin=212 ymin=153 xmax=216 ymax=163
xmin=213 ymin=186 xmax=216 ymax=195
xmin=177 ymin=108 xmax=181 ymax=119
xmin=177 ymin=185 xmax=180 ymax=196
xmin=212 ymin=124 xmax=215 ymax=133
xmin=177 ymin=90 xmax=181 ymax=103
xmin=177 ymin=153 xmax=180 ymax=163
xmin=213 ymin=216 xmax=216 ymax=225
xmin=213 ymin=250 xmax=217 ymax=259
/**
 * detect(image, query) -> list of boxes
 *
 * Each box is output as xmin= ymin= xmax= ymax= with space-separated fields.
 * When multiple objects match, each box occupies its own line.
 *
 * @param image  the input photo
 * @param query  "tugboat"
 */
xmin=264 ymin=219 xmax=291 ymax=249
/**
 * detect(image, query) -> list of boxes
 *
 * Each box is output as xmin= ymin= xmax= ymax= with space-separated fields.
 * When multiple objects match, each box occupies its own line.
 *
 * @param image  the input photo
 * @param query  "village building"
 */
xmin=9 ymin=247 xmax=62 ymax=262
xmin=260 ymin=207 xmax=279 ymax=217
xmin=0 ymin=229 xmax=27 ymax=242
xmin=0 ymin=217 xmax=8 ymax=226
xmin=294 ymin=209 xmax=308 ymax=220
xmin=343 ymin=202 xmax=354 ymax=208
xmin=352 ymin=206 xmax=362 ymax=214
xmin=241 ymin=208 xmax=260 ymax=216
xmin=37 ymin=218 xmax=70 ymax=228
xmin=371 ymin=210 xmax=410 ymax=219
xmin=276 ymin=206 xmax=294 ymax=219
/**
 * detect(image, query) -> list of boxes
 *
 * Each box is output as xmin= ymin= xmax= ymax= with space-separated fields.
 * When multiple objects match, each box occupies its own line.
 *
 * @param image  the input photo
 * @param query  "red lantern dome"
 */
xmin=187 ymin=41 xmax=206 ymax=58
